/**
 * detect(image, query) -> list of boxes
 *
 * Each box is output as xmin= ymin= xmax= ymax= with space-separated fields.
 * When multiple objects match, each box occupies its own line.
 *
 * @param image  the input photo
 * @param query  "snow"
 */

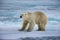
xmin=0 ymin=22 xmax=60 ymax=39
xmin=0 ymin=30 xmax=60 ymax=39
xmin=0 ymin=32 xmax=60 ymax=39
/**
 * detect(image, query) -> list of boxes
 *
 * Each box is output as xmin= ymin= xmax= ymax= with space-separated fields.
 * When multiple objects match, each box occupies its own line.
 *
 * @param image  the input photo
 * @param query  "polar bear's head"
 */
xmin=20 ymin=12 xmax=31 ymax=20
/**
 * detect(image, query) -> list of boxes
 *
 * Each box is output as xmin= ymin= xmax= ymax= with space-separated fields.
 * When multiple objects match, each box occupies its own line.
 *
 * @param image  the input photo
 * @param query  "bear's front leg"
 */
xmin=19 ymin=20 xmax=28 ymax=31
xmin=27 ymin=21 xmax=35 ymax=32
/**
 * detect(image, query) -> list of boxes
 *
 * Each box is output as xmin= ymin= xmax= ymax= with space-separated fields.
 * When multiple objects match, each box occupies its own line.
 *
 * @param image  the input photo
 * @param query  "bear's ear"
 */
xmin=27 ymin=12 xmax=31 ymax=15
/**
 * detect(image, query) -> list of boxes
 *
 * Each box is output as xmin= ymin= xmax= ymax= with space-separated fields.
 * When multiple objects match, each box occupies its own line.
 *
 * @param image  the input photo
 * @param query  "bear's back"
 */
xmin=34 ymin=11 xmax=48 ymax=24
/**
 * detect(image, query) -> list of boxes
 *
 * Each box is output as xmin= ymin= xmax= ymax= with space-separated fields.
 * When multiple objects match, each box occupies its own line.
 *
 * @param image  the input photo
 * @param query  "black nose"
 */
xmin=20 ymin=16 xmax=22 ymax=18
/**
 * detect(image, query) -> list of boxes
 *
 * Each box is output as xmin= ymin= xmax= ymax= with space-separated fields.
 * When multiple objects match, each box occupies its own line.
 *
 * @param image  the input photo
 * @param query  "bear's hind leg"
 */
xmin=19 ymin=20 xmax=28 ymax=31
xmin=40 ymin=24 xmax=45 ymax=31
xmin=37 ymin=23 xmax=45 ymax=31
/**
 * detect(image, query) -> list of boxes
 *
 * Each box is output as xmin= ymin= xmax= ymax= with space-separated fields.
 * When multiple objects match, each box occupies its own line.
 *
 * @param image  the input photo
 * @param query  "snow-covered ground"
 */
xmin=0 ymin=20 xmax=60 ymax=40
xmin=0 ymin=31 xmax=60 ymax=39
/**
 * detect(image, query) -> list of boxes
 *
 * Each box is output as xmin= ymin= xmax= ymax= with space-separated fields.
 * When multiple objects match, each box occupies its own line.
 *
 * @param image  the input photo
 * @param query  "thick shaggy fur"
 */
xmin=19 ymin=11 xmax=48 ymax=32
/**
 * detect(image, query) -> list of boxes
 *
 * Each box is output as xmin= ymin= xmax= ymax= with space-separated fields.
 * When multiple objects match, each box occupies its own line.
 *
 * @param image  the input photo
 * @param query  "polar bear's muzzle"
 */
xmin=20 ymin=16 xmax=22 ymax=18
xmin=20 ymin=14 xmax=23 ymax=18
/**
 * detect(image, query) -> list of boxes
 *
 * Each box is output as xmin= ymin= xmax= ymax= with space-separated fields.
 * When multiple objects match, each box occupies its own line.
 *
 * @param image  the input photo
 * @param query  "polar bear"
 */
xmin=19 ymin=11 xmax=48 ymax=32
